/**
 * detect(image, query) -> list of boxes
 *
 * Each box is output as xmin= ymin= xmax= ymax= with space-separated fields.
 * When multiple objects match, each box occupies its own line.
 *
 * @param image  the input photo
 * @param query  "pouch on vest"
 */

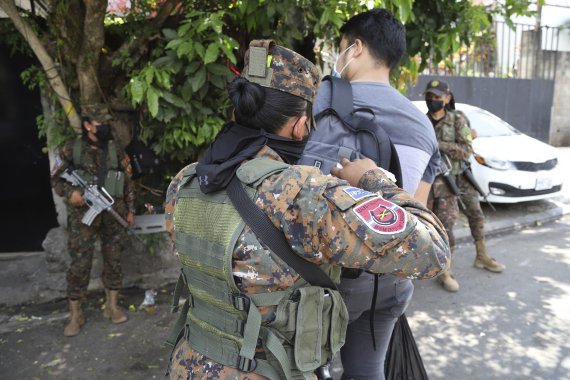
xmin=269 ymin=286 xmax=348 ymax=372
xmin=104 ymin=169 xmax=125 ymax=198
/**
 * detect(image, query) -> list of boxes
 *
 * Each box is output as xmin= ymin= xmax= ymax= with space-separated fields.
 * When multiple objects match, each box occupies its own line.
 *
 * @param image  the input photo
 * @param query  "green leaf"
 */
xmin=204 ymin=43 xmax=220 ymax=64
xmin=129 ymin=79 xmax=144 ymax=105
xmin=207 ymin=63 xmax=230 ymax=76
xmin=194 ymin=43 xmax=205 ymax=59
xmin=185 ymin=61 xmax=201 ymax=75
xmin=191 ymin=67 xmax=207 ymax=92
xmin=147 ymin=88 xmax=160 ymax=118
xmin=162 ymin=28 xmax=177 ymax=40
xmin=176 ymin=41 xmax=194 ymax=58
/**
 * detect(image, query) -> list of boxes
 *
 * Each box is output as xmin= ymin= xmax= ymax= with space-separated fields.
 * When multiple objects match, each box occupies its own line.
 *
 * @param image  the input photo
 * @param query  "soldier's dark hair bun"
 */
xmin=229 ymin=77 xmax=266 ymax=119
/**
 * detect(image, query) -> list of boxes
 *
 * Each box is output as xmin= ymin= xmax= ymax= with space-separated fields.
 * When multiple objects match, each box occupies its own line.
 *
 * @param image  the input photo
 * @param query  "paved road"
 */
xmin=405 ymin=215 xmax=570 ymax=380
xmin=1 ymin=216 xmax=569 ymax=379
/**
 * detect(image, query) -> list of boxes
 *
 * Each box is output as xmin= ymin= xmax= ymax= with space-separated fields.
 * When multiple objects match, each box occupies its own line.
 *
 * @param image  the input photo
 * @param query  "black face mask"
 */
xmin=95 ymin=124 xmax=112 ymax=142
xmin=266 ymin=134 xmax=308 ymax=165
xmin=426 ymin=100 xmax=444 ymax=113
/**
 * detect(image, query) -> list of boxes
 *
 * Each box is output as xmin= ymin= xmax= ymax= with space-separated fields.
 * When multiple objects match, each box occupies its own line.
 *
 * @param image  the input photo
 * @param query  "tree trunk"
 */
xmin=76 ymin=0 xmax=107 ymax=110
xmin=0 ymin=0 xmax=82 ymax=134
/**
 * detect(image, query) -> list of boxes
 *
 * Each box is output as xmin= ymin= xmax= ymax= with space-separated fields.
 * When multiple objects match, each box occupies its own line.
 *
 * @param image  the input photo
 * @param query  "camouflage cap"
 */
xmin=242 ymin=39 xmax=321 ymax=104
xmin=81 ymin=104 xmax=113 ymax=123
xmin=424 ymin=79 xmax=451 ymax=96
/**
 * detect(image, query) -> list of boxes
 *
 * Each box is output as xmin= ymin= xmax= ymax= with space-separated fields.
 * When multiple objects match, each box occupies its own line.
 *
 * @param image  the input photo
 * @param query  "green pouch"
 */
xmin=104 ymin=169 xmax=125 ymax=198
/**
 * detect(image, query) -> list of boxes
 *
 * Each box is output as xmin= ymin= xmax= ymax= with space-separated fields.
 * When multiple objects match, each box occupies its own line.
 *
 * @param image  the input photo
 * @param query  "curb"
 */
xmin=455 ymin=199 xmax=570 ymax=245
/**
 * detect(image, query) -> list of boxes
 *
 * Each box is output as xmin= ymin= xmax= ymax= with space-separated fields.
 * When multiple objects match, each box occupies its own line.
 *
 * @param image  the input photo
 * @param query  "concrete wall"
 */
xmin=0 ymin=227 xmax=179 ymax=306
xmin=550 ymin=51 xmax=570 ymax=146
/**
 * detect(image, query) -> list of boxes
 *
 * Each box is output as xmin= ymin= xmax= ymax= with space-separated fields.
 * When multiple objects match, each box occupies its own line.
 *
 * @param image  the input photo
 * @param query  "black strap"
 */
xmin=326 ymin=75 xmax=353 ymax=119
xmin=97 ymin=142 xmax=109 ymax=188
xmin=227 ymin=176 xmax=337 ymax=290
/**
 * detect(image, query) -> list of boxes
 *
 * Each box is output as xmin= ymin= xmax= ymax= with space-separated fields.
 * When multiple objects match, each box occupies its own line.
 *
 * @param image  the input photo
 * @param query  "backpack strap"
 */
xmin=72 ymin=138 xmax=82 ymax=167
xmin=325 ymin=75 xmax=353 ymax=120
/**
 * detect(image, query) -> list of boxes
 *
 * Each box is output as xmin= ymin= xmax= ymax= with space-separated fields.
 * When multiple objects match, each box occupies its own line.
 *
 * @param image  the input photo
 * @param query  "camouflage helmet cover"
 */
xmin=242 ymin=39 xmax=321 ymax=104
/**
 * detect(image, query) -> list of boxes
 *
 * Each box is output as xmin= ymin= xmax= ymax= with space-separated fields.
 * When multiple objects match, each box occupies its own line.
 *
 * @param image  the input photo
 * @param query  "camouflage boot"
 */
xmin=437 ymin=269 xmax=459 ymax=292
xmin=64 ymin=299 xmax=85 ymax=337
xmin=103 ymin=289 xmax=128 ymax=324
xmin=474 ymin=239 xmax=505 ymax=273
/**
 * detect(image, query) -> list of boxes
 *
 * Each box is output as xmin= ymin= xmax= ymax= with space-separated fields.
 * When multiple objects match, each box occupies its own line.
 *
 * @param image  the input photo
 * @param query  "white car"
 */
xmin=412 ymin=101 xmax=564 ymax=203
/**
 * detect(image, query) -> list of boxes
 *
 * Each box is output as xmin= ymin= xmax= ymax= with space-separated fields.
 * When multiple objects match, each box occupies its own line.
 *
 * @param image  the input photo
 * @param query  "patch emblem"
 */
xmin=431 ymin=80 xmax=439 ymax=87
xmin=353 ymin=196 xmax=407 ymax=234
xmin=343 ymin=187 xmax=376 ymax=201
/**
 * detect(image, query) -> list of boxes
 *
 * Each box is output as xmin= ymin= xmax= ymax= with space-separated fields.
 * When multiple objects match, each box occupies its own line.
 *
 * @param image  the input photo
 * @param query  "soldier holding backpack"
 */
xmin=165 ymin=40 xmax=450 ymax=379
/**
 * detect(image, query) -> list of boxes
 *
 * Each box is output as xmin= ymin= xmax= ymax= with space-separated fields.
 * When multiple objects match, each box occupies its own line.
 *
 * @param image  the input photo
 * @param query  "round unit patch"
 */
xmin=353 ymin=196 xmax=407 ymax=234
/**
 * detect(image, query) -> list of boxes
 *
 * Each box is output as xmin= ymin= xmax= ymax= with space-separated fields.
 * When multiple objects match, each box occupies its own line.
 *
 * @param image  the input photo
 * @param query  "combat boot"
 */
xmin=103 ymin=288 xmax=128 ymax=324
xmin=437 ymin=269 xmax=459 ymax=292
xmin=474 ymin=239 xmax=505 ymax=273
xmin=64 ymin=299 xmax=85 ymax=337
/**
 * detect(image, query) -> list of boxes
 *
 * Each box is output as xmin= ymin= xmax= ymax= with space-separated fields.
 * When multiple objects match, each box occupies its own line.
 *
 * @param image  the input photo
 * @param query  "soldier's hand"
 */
xmin=330 ymin=158 xmax=377 ymax=187
xmin=69 ymin=190 xmax=85 ymax=207
xmin=470 ymin=128 xmax=478 ymax=139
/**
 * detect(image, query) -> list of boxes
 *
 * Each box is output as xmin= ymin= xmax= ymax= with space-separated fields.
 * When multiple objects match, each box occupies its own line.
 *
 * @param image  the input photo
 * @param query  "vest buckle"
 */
xmin=237 ymin=356 xmax=257 ymax=372
xmin=232 ymin=293 xmax=250 ymax=311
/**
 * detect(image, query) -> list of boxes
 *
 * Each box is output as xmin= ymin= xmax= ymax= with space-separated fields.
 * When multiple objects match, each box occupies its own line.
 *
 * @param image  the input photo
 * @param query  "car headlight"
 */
xmin=474 ymin=154 xmax=516 ymax=170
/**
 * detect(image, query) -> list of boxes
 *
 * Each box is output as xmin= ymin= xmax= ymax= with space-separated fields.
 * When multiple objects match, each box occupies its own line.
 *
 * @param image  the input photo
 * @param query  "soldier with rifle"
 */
xmin=51 ymin=109 xmax=136 ymax=336
xmin=426 ymin=80 xmax=506 ymax=292
xmin=457 ymin=126 xmax=506 ymax=274
xmin=425 ymin=80 xmax=473 ymax=292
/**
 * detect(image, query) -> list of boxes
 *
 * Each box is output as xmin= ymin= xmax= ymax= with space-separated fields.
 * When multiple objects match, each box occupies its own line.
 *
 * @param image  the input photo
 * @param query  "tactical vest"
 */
xmin=72 ymin=138 xmax=125 ymax=198
xmin=167 ymin=158 xmax=348 ymax=380
xmin=435 ymin=111 xmax=464 ymax=175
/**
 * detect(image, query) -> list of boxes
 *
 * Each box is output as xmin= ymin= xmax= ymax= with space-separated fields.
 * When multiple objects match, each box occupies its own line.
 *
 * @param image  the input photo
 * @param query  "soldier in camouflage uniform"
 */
xmin=425 ymin=80 xmax=473 ymax=292
xmin=457 ymin=126 xmax=506 ymax=273
xmin=51 ymin=110 xmax=135 ymax=336
xmin=165 ymin=40 xmax=451 ymax=379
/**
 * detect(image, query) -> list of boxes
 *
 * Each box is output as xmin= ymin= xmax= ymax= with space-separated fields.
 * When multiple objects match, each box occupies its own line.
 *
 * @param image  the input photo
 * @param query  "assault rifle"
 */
xmin=461 ymin=166 xmax=496 ymax=211
xmin=437 ymin=155 xmax=465 ymax=210
xmin=60 ymin=168 xmax=144 ymax=243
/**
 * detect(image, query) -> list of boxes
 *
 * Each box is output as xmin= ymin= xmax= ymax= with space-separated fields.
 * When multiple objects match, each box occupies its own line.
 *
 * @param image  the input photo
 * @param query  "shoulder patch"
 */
xmin=342 ymin=187 xmax=376 ymax=201
xmin=353 ymin=196 xmax=407 ymax=234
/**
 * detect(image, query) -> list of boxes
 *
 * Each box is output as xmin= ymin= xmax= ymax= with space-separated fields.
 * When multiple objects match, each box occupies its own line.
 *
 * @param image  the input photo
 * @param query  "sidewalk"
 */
xmin=1 ymin=148 xmax=569 ymax=378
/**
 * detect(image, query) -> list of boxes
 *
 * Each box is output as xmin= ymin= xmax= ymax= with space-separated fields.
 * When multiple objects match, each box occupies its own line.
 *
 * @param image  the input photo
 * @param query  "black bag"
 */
xmin=384 ymin=313 xmax=429 ymax=380
xmin=125 ymin=119 xmax=160 ymax=179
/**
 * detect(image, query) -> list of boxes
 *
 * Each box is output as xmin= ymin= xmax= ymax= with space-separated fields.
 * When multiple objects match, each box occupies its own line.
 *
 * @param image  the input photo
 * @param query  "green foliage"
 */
xmin=20 ymin=65 xmax=75 ymax=149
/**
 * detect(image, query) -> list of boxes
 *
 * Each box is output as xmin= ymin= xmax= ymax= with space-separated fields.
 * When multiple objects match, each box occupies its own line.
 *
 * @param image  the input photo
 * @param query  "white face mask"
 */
xmin=332 ymin=43 xmax=355 ymax=78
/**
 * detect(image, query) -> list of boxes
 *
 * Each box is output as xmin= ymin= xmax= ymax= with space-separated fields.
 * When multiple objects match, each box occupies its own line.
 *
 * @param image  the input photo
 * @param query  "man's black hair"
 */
xmin=340 ymin=8 xmax=406 ymax=70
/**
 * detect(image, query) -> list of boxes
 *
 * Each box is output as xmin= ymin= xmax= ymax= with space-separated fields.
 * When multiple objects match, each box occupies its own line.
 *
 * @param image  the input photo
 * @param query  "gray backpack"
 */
xmin=299 ymin=76 xmax=402 ymax=186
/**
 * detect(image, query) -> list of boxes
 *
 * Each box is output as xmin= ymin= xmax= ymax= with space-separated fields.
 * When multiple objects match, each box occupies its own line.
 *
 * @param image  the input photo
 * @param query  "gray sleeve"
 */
xmin=394 ymin=144 xmax=432 ymax=194
xmin=422 ymin=148 xmax=440 ymax=184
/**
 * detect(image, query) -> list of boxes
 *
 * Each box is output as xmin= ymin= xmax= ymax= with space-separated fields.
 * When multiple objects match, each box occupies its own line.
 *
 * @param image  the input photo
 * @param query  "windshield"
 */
xmin=460 ymin=109 xmax=520 ymax=137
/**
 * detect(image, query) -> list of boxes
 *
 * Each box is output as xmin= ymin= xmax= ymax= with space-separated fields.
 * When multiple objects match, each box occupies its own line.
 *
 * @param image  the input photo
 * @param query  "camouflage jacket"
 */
xmin=433 ymin=110 xmax=473 ymax=173
xmin=51 ymin=138 xmax=135 ymax=211
xmin=165 ymin=146 xmax=450 ymax=379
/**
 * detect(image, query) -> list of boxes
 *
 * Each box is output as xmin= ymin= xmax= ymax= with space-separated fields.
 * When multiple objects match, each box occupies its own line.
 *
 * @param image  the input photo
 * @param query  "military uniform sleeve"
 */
xmin=438 ymin=112 xmax=473 ymax=161
xmin=257 ymin=167 xmax=450 ymax=280
xmin=165 ymin=167 xmax=188 ymax=255
xmin=50 ymin=140 xmax=80 ymax=200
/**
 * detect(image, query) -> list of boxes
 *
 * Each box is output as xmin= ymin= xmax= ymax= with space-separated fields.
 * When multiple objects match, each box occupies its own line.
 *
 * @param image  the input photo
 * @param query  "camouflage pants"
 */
xmin=429 ymin=177 xmax=459 ymax=254
xmin=66 ymin=201 xmax=127 ymax=300
xmin=458 ymin=175 xmax=485 ymax=242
